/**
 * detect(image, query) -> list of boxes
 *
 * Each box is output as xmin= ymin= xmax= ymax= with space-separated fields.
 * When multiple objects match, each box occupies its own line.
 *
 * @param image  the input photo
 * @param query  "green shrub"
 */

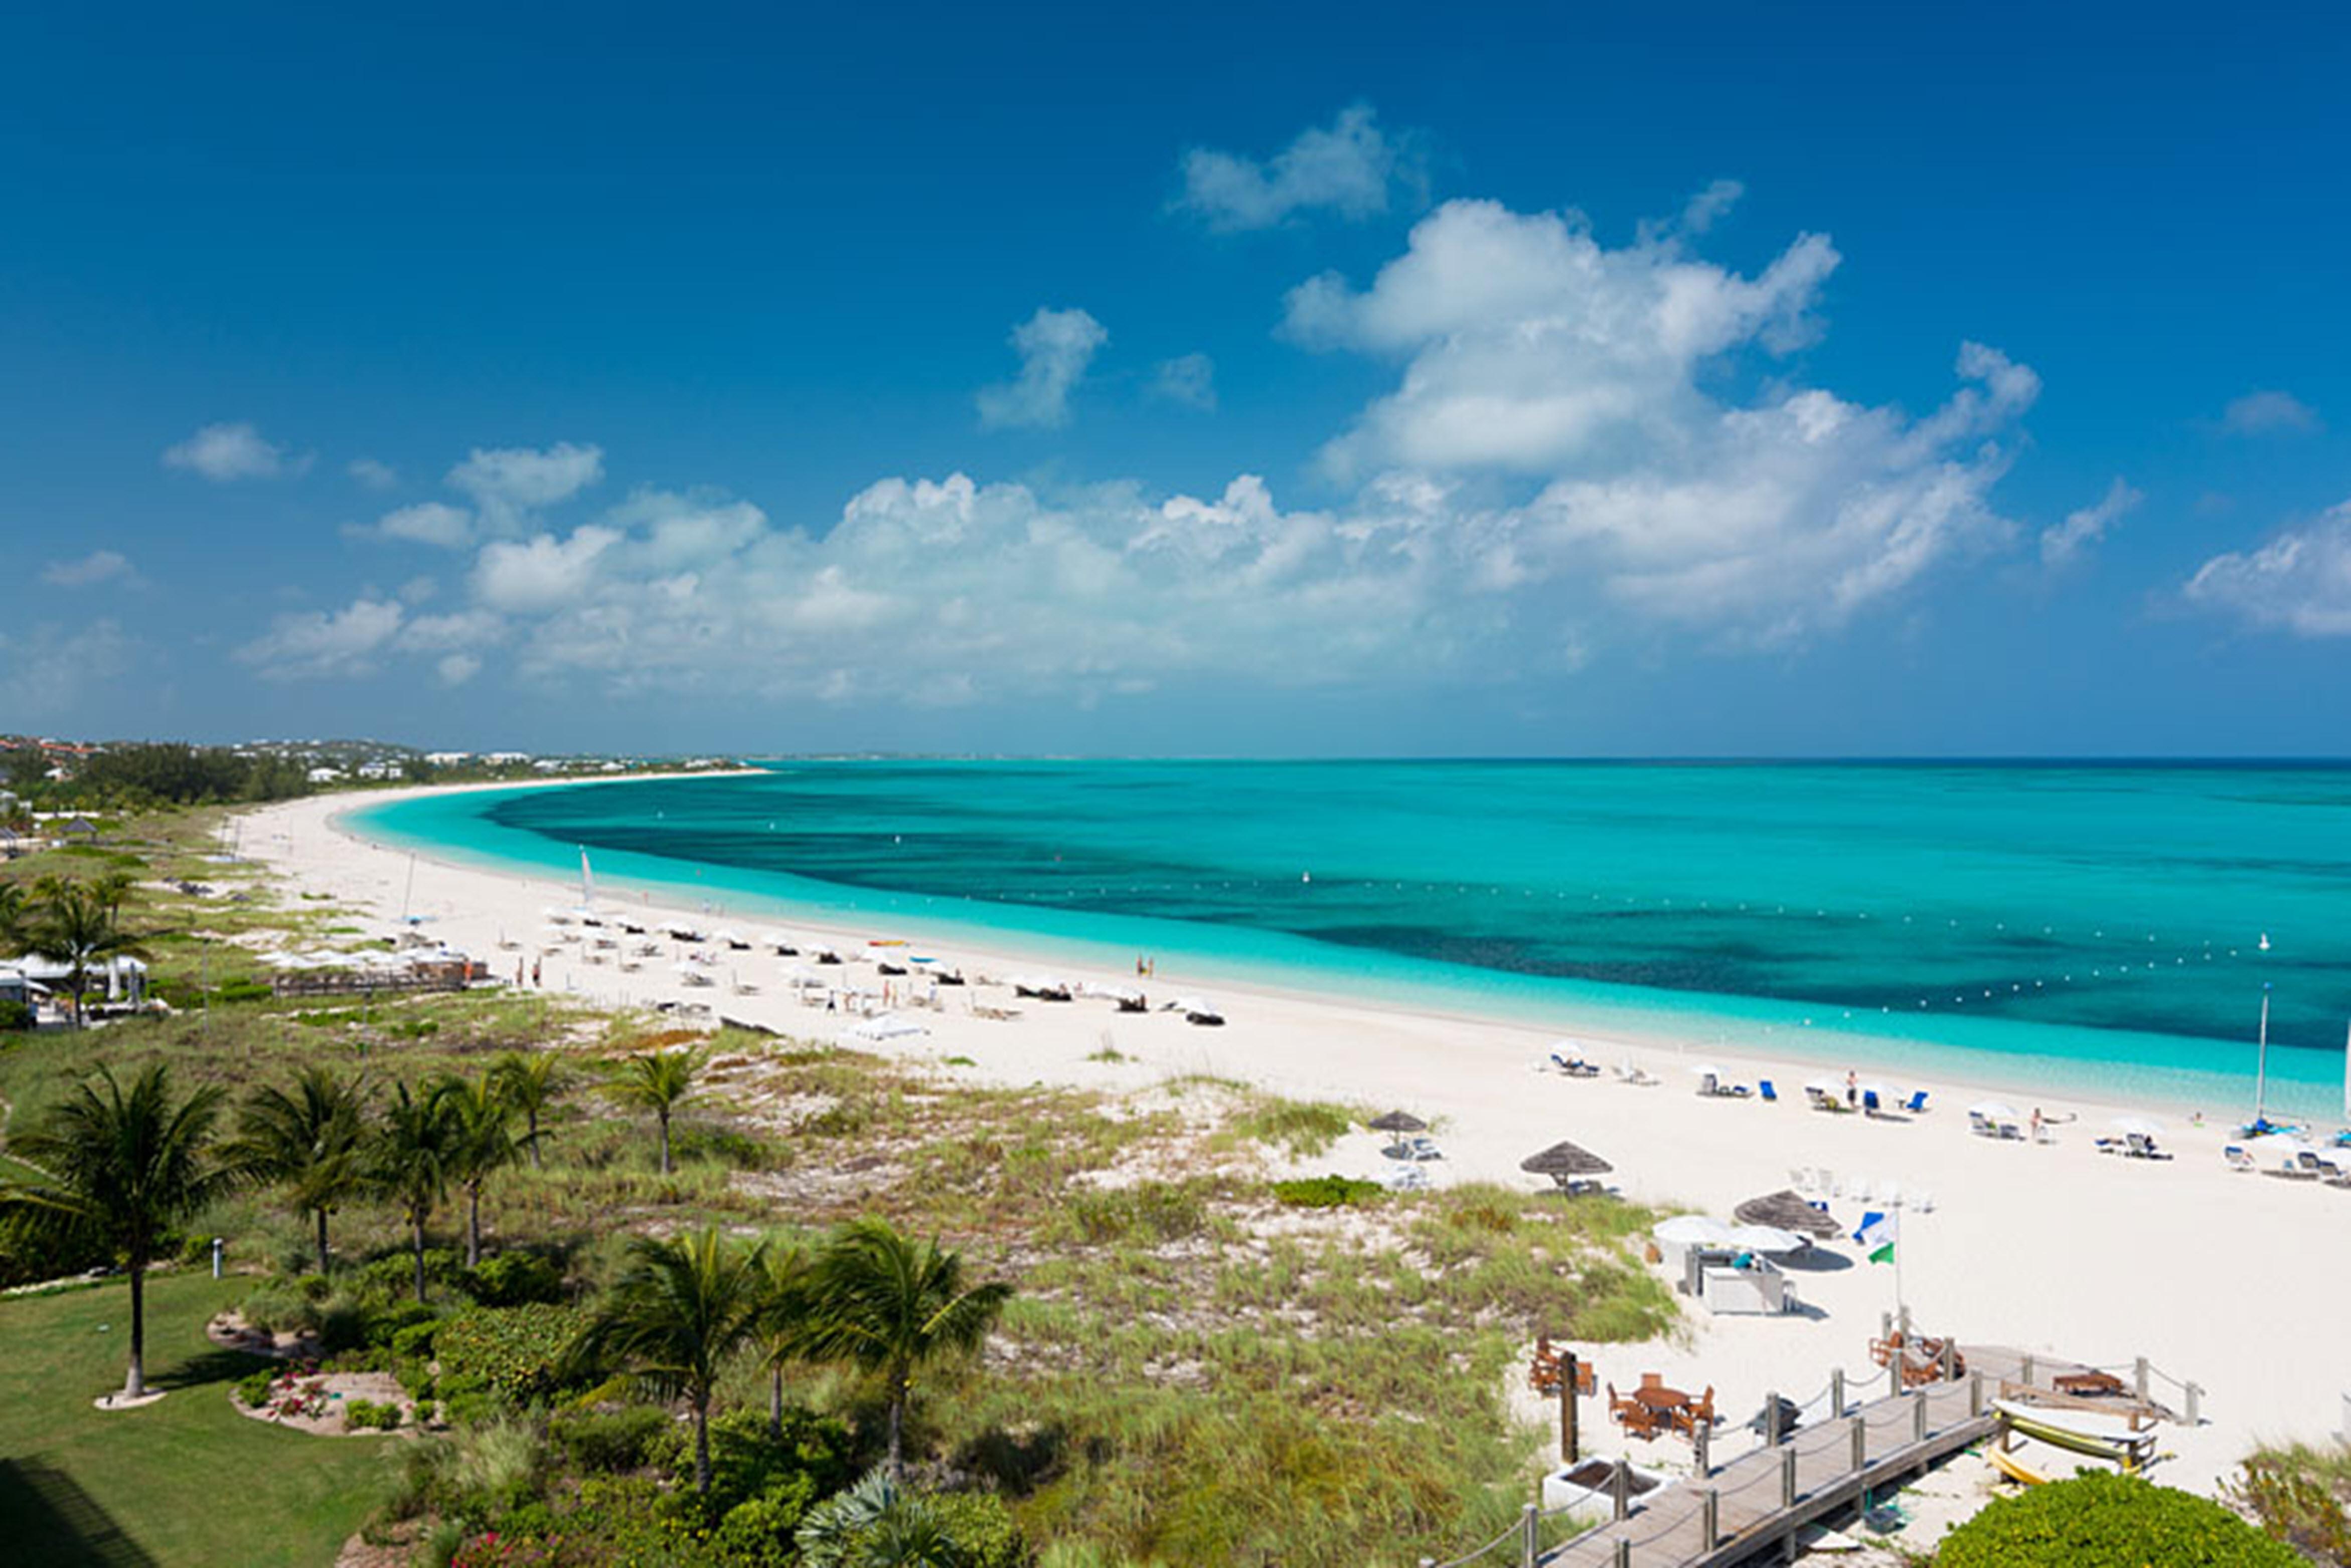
xmin=318 ymin=1294 xmax=371 ymax=1353
xmin=235 ymin=1368 xmax=277 ymax=1408
xmin=435 ymin=1303 xmax=589 ymax=1404
xmin=238 ymin=1283 xmax=313 ymax=1337
xmin=653 ymin=1407 xmax=855 ymax=1516
xmin=551 ymin=1405 xmax=674 ymax=1474
xmin=213 ymin=978 xmax=273 ymax=1004
xmin=295 ymin=1272 xmax=334 ymax=1302
xmin=1051 ymin=1181 xmax=1208 ymax=1244
xmin=346 ymin=1398 xmax=404 ymax=1431
xmin=380 ymin=1306 xmax=442 ymax=1355
xmin=927 ymin=1490 xmax=1023 ymax=1568
xmin=1233 ymin=1099 xmax=1353 ymax=1156
xmin=0 ymin=1000 xmax=33 ymax=1032
xmin=2230 ymin=1442 xmax=2351 ymax=1564
xmin=1271 ymin=1175 xmax=1385 ymax=1208
xmin=462 ymin=1250 xmax=565 ymax=1308
xmin=357 ymin=1247 xmax=464 ymax=1302
xmin=1939 ymin=1471 xmax=2302 ymax=1566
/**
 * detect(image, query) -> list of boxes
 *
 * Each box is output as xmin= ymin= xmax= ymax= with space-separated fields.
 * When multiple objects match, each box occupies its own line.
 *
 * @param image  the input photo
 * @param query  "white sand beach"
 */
xmin=242 ymin=781 xmax=2344 ymax=1501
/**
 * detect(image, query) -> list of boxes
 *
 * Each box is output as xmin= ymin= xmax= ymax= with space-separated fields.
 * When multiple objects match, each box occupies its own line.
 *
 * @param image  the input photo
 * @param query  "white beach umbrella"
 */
xmin=2109 ymin=1115 xmax=2166 ymax=1136
xmin=1653 ymin=1215 xmax=1738 ymax=1248
xmin=1724 ymin=1223 xmax=1806 ymax=1254
xmin=1967 ymin=1100 xmax=2020 ymax=1121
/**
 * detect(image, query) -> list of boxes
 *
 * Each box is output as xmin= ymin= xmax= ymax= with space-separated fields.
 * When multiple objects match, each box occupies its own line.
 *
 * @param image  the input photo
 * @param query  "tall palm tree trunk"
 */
xmin=124 ymin=1248 xmax=147 ymax=1398
xmin=315 ymin=1208 xmax=331 ymax=1277
xmin=526 ymin=1109 xmax=542 ymax=1169
xmin=465 ymin=1182 xmax=483 ymax=1268
xmin=410 ymin=1209 xmax=429 ymax=1304
xmin=887 ymin=1370 xmax=909 ymax=1481
xmin=769 ymin=1365 xmax=783 ymax=1439
xmin=658 ymin=1110 xmax=672 ymax=1176
xmin=693 ymin=1392 xmax=713 ymax=1494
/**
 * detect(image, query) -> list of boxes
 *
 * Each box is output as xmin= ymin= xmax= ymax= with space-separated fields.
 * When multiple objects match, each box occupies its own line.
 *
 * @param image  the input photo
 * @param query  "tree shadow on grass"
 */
xmin=153 ymin=1345 xmax=273 ymax=1391
xmin=0 ymin=1459 xmax=159 ymax=1567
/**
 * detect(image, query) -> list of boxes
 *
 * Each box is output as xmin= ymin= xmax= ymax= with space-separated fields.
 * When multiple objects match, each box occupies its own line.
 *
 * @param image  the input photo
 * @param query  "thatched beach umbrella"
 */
xmin=1368 ymin=1111 xmax=1429 ymax=1134
xmin=1519 ymin=1139 xmax=1614 ymax=1190
xmin=1732 ymin=1189 xmax=1841 ymax=1239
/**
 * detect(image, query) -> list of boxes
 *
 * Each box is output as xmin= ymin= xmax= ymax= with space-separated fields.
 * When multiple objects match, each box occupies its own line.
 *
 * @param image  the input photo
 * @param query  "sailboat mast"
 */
xmin=2254 ymin=983 xmax=2271 ymax=1126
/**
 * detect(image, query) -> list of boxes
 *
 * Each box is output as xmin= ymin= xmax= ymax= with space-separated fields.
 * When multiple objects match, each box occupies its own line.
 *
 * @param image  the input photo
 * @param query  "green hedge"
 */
xmin=1939 ymin=1471 xmax=2301 ymax=1566
xmin=434 ymin=1303 xmax=589 ymax=1403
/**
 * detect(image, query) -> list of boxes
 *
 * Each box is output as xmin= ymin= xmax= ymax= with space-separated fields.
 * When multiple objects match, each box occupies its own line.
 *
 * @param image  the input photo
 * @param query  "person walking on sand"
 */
xmin=1845 ymin=1069 xmax=1857 ymax=1109
xmin=531 ymin=957 xmax=542 ymax=988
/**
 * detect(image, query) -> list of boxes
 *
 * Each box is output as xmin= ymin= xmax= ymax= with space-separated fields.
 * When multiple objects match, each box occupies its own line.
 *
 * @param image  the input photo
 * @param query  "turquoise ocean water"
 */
xmin=350 ymin=761 xmax=2351 ymax=1122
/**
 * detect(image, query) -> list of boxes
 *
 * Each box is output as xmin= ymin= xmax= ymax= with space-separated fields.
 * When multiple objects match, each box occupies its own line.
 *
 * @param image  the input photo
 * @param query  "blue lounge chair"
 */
xmin=1759 ymin=1079 xmax=1778 ymax=1103
xmin=1862 ymin=1089 xmax=1882 ymax=1116
xmin=1903 ymin=1089 xmax=1929 ymax=1114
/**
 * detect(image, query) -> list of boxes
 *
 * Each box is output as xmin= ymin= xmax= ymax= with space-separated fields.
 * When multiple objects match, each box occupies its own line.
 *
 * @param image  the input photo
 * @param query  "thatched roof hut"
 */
xmin=1519 ymin=1140 xmax=1614 ymax=1187
xmin=1368 ymin=1110 xmax=1429 ymax=1134
xmin=1732 ymin=1189 xmax=1841 ymax=1239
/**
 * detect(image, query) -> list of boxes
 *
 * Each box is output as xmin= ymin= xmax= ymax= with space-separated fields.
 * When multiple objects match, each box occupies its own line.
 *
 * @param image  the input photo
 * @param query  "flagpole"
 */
xmin=2254 ymin=982 xmax=2272 ymax=1129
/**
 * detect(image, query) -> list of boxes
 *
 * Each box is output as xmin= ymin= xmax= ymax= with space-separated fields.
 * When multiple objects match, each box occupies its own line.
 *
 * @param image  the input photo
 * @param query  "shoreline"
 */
xmin=242 ymin=779 xmax=2351 ymax=1497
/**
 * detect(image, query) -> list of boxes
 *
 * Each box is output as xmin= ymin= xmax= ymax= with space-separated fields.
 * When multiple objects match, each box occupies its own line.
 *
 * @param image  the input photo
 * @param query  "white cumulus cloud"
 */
xmin=375 ymin=502 xmax=475 ymax=549
xmin=448 ymin=441 xmax=605 ymax=532
xmin=41 ymin=549 xmax=136 ymax=588
xmin=1176 ymin=104 xmax=1423 ymax=232
xmin=236 ymin=597 xmax=406 ymax=680
xmin=2219 ymin=389 xmax=2320 ymax=436
xmin=472 ymin=526 xmax=622 ymax=613
xmin=2039 ymin=478 xmax=2142 ymax=567
xmin=163 ymin=421 xmax=297 ymax=481
xmin=976 ymin=308 xmax=1108 ymax=430
xmin=348 ymin=457 xmax=399 ymax=490
xmin=1151 ymin=353 xmax=1217 ymax=411
xmin=2183 ymin=500 xmax=2351 ymax=636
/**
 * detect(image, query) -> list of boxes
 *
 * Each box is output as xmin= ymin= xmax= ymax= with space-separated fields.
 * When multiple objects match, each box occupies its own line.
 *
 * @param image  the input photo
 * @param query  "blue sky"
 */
xmin=5 ymin=1 xmax=2349 ymax=755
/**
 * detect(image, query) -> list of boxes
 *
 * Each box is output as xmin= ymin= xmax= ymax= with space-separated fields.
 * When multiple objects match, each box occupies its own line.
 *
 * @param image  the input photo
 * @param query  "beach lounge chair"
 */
xmin=2224 ymin=1145 xmax=2257 ymax=1172
xmin=1861 ymin=1089 xmax=1882 ymax=1116
xmin=1759 ymin=1079 xmax=1778 ymax=1103
xmin=1967 ymin=1112 xmax=1995 ymax=1138
xmin=2125 ymin=1132 xmax=2171 ymax=1161
xmin=1550 ymin=1052 xmax=1600 ymax=1077
xmin=1903 ymin=1089 xmax=1930 ymax=1114
xmin=1616 ymin=1061 xmax=1660 ymax=1086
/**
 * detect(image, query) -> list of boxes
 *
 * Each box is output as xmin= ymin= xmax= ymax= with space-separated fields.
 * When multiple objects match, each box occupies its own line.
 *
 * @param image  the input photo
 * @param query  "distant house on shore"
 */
xmin=59 ymin=815 xmax=99 ymax=843
xmin=306 ymin=766 xmax=346 ymax=785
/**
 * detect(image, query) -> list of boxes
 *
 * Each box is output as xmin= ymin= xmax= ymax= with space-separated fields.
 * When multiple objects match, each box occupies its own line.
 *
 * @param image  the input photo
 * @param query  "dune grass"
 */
xmin=0 ymin=1272 xmax=383 ymax=1567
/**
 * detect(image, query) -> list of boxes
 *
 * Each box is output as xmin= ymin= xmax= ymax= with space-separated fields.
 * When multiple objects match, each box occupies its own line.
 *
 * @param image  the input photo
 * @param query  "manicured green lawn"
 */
xmin=0 ymin=1273 xmax=384 ymax=1567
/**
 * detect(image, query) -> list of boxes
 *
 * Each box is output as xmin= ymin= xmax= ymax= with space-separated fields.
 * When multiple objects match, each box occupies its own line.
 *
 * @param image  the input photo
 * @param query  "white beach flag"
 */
xmin=580 ymin=845 xmax=595 ymax=907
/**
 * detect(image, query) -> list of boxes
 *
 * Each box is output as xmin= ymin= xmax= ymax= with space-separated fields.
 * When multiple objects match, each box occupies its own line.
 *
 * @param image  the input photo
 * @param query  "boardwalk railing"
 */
xmin=1422 ymin=1345 xmax=2200 ymax=1568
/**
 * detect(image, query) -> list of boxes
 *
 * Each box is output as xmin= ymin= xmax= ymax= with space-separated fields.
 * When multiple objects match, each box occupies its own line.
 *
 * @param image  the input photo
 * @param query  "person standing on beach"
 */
xmin=1845 ymin=1069 xmax=1857 ymax=1108
xmin=531 ymin=957 xmax=542 ymax=988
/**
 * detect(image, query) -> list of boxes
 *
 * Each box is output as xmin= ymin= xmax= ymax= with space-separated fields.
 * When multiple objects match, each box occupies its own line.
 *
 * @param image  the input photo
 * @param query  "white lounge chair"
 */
xmin=2223 ymin=1145 xmax=2257 ymax=1172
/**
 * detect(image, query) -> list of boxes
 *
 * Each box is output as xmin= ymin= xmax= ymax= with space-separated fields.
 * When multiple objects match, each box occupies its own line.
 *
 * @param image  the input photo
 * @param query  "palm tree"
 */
xmin=0 ymin=880 xmax=25 ymax=947
xmin=371 ymin=1079 xmax=459 ymax=1303
xmin=797 ymin=1467 xmax=963 ymax=1567
xmin=234 ymin=1067 xmax=369 ymax=1277
xmin=0 ymin=1064 xmax=242 ymax=1399
xmin=490 ymin=1050 xmax=565 ymax=1169
xmin=18 ymin=876 xmax=154 ymax=1029
xmin=602 ymin=1049 xmax=699 ymax=1175
xmin=801 ymin=1218 xmax=1014 ymax=1481
xmin=755 ymin=1240 xmax=815 ymax=1440
xmin=568 ymin=1227 xmax=766 ymax=1495
xmin=435 ymin=1071 xmax=524 ymax=1268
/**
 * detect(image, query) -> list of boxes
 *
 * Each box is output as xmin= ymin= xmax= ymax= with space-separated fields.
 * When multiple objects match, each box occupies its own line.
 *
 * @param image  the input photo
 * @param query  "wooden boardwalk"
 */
xmin=1528 ymin=1346 xmax=2116 ymax=1568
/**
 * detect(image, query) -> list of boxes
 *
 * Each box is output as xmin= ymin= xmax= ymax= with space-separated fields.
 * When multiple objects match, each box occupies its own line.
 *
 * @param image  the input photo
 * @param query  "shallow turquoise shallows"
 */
xmin=351 ymin=760 xmax=2351 ymax=1121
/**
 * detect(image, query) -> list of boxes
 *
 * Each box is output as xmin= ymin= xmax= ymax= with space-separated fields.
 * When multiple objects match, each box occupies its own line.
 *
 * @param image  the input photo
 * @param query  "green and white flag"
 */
xmin=1853 ymin=1210 xmax=1897 ymax=1265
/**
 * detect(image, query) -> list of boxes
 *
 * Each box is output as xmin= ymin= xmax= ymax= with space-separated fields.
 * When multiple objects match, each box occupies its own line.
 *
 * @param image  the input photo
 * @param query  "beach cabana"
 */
xmin=1519 ymin=1139 xmax=1613 ymax=1194
xmin=1369 ymin=1111 xmax=1428 ymax=1135
xmin=1732 ymin=1189 xmax=1840 ymax=1239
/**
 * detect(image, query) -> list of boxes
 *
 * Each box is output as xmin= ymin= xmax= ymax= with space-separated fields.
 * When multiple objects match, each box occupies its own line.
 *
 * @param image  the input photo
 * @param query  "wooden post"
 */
xmin=1880 ymin=1309 xmax=1892 ymax=1339
xmin=1851 ymin=1413 xmax=1867 ymax=1472
xmin=1913 ymin=1390 xmax=1929 ymax=1443
xmin=1940 ymin=1341 xmax=1956 ymax=1380
xmin=2186 ymin=1382 xmax=2202 ymax=1425
xmin=1613 ymin=1459 xmax=1630 ymax=1520
xmin=1520 ymin=1503 xmax=1538 ymax=1568
xmin=2135 ymin=1355 xmax=2150 ymax=1403
xmin=1613 ymin=1541 xmax=1631 ymax=1568
xmin=1694 ymin=1416 xmax=1711 ymax=1476
xmin=1781 ymin=1445 xmax=1798 ymax=1505
xmin=1764 ymin=1388 xmax=1782 ymax=1445
xmin=2020 ymin=1353 xmax=2035 ymax=1388
xmin=1970 ymin=1369 xmax=1984 ymax=1418
xmin=1889 ymin=1353 xmax=1903 ymax=1401
xmin=1831 ymin=1366 xmax=1845 ymax=1417
xmin=1560 ymin=1354 xmax=1579 ymax=1463
xmin=1700 ymin=1487 xmax=1720 ymax=1548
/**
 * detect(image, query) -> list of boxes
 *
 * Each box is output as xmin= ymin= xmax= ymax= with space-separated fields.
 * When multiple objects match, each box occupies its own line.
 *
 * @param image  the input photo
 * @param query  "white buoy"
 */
xmin=1301 ymin=871 xmax=1311 ymax=883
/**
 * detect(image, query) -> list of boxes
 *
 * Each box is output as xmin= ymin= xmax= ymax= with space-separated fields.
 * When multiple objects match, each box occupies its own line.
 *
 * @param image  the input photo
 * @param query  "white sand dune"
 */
xmin=243 ymin=782 xmax=2349 ymax=1495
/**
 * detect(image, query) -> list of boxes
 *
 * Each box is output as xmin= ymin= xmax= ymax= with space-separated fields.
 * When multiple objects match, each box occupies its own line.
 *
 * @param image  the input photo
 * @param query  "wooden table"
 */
xmin=2055 ymin=1370 xmax=2127 ymax=1398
